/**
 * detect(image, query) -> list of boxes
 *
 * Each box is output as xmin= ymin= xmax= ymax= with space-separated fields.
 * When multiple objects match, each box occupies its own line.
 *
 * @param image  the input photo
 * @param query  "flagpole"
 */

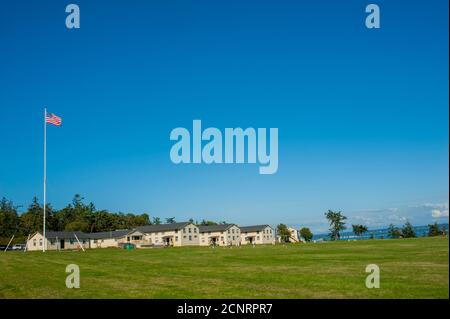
xmin=43 ymin=107 xmax=47 ymax=252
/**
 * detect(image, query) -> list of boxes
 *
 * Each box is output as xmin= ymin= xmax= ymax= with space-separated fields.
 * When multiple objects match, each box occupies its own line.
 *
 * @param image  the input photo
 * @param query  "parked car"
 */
xmin=12 ymin=244 xmax=25 ymax=251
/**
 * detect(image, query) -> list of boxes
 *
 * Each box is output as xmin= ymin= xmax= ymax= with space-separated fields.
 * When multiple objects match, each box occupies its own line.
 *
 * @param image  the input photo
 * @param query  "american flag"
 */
xmin=45 ymin=112 xmax=62 ymax=126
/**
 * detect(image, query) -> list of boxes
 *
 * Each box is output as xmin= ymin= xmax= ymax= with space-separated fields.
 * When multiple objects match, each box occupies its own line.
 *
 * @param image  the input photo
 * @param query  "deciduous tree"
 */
xmin=299 ymin=227 xmax=313 ymax=242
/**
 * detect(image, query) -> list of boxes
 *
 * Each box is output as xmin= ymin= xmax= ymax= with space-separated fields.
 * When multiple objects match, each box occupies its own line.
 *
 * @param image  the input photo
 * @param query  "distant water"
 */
xmin=312 ymin=223 xmax=449 ymax=241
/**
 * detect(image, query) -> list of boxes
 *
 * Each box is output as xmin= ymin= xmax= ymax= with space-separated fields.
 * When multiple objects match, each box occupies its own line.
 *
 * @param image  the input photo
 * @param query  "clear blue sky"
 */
xmin=0 ymin=0 xmax=448 ymax=233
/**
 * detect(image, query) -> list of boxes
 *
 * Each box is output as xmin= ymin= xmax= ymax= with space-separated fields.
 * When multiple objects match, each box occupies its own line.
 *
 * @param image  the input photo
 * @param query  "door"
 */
xmin=60 ymin=239 xmax=65 ymax=249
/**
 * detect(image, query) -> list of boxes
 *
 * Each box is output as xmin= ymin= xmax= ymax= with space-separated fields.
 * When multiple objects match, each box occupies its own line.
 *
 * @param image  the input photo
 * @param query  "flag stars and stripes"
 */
xmin=46 ymin=112 xmax=62 ymax=126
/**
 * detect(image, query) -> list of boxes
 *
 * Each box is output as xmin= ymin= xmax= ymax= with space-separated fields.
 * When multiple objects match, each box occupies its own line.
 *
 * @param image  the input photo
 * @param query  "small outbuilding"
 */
xmin=26 ymin=231 xmax=90 ymax=251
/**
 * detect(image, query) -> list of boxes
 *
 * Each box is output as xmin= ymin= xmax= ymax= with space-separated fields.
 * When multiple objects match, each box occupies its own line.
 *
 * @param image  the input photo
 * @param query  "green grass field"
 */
xmin=0 ymin=237 xmax=448 ymax=299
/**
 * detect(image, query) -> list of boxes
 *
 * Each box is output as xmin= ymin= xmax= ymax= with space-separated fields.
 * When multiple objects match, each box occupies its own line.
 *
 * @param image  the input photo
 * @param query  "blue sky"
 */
xmin=0 ymin=0 xmax=448 ymax=233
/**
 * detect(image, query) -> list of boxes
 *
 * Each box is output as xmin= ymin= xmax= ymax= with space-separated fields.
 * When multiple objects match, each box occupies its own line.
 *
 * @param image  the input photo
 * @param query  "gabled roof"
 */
xmin=240 ymin=225 xmax=272 ymax=233
xmin=88 ymin=230 xmax=131 ymax=239
xmin=135 ymin=222 xmax=192 ymax=233
xmin=199 ymin=224 xmax=237 ymax=233
xmin=36 ymin=231 xmax=91 ymax=240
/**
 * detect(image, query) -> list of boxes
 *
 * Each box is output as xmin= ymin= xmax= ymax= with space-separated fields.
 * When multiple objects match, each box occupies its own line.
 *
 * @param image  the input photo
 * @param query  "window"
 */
xmin=189 ymin=228 xmax=192 ymax=233
xmin=69 ymin=239 xmax=74 ymax=245
xmin=33 ymin=239 xmax=36 ymax=247
xmin=221 ymin=236 xmax=224 ymax=241
xmin=189 ymin=235 xmax=192 ymax=241
xmin=175 ymin=236 xmax=178 ymax=241
xmin=175 ymin=230 xmax=178 ymax=234
xmin=39 ymin=239 xmax=43 ymax=246
xmin=228 ymin=230 xmax=230 ymax=234
xmin=194 ymin=228 xmax=197 ymax=233
xmin=183 ymin=235 xmax=187 ymax=239
xmin=257 ymin=236 xmax=260 ymax=240
xmin=194 ymin=235 xmax=197 ymax=238
xmin=232 ymin=236 xmax=235 ymax=240
xmin=183 ymin=229 xmax=186 ymax=233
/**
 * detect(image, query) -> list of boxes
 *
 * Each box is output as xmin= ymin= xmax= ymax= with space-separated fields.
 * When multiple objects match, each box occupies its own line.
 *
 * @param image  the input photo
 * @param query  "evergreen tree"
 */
xmin=428 ymin=222 xmax=440 ymax=237
xmin=402 ymin=221 xmax=416 ymax=238
xmin=352 ymin=224 xmax=368 ymax=237
xmin=325 ymin=210 xmax=347 ymax=240
xmin=388 ymin=224 xmax=402 ymax=239
xmin=165 ymin=217 xmax=176 ymax=224
xmin=0 ymin=197 xmax=20 ymax=241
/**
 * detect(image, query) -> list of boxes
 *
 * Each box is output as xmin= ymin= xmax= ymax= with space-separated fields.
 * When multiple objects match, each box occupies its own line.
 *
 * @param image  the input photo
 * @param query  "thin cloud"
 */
xmin=432 ymin=209 xmax=449 ymax=218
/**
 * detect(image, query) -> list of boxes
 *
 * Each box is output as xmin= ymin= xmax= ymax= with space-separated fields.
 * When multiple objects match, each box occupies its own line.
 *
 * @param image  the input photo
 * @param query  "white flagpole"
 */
xmin=43 ymin=107 xmax=47 ymax=252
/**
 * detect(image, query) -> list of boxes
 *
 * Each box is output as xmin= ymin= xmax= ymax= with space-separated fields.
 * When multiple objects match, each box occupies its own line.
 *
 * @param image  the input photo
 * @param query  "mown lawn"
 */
xmin=0 ymin=237 xmax=448 ymax=299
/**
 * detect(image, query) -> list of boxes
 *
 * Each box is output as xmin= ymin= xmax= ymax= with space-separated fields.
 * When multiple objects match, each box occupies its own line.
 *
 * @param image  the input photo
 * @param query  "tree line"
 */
xmin=0 ymin=195 xmax=228 ymax=245
xmin=388 ymin=221 xmax=446 ymax=239
xmin=325 ymin=209 xmax=447 ymax=240
xmin=277 ymin=209 xmax=447 ymax=243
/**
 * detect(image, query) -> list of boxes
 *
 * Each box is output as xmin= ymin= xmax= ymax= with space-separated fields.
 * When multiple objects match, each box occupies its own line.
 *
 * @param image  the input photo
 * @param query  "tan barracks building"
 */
xmin=27 ymin=231 xmax=90 ymax=251
xmin=240 ymin=225 xmax=275 ymax=245
xmin=128 ymin=222 xmax=200 ymax=247
xmin=199 ymin=224 xmax=241 ymax=246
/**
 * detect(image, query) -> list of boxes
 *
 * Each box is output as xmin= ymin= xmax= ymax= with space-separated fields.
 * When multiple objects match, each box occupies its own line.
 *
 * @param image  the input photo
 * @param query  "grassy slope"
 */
xmin=0 ymin=237 xmax=448 ymax=299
